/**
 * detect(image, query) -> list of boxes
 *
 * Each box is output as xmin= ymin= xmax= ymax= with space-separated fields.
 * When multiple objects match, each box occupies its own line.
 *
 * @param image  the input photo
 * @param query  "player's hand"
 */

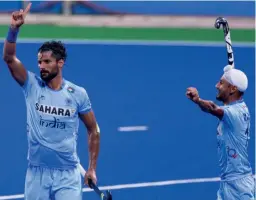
xmin=84 ymin=168 xmax=97 ymax=187
xmin=11 ymin=3 xmax=31 ymax=28
xmin=186 ymin=87 xmax=200 ymax=103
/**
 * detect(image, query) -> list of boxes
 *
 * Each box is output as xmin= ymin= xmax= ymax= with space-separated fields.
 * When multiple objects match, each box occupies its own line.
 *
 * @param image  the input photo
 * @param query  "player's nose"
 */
xmin=215 ymin=82 xmax=219 ymax=88
xmin=38 ymin=64 xmax=45 ymax=70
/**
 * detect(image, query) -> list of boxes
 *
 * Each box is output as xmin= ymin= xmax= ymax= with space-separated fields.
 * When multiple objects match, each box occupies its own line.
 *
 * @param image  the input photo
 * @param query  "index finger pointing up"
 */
xmin=23 ymin=2 xmax=32 ymax=16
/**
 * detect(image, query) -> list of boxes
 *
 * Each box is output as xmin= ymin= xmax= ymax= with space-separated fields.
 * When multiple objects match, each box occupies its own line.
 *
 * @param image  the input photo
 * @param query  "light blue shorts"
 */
xmin=217 ymin=175 xmax=255 ymax=200
xmin=24 ymin=164 xmax=82 ymax=200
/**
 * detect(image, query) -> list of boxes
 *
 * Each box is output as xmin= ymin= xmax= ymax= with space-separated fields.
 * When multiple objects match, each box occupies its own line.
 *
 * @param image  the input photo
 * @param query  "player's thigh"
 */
xmin=53 ymin=188 xmax=82 ymax=200
xmin=217 ymin=181 xmax=239 ymax=200
xmin=216 ymin=189 xmax=223 ymax=200
xmin=24 ymin=165 xmax=52 ymax=200
xmin=217 ymin=182 xmax=225 ymax=200
xmin=221 ymin=176 xmax=255 ymax=200
xmin=53 ymin=167 xmax=82 ymax=200
xmin=236 ymin=175 xmax=255 ymax=200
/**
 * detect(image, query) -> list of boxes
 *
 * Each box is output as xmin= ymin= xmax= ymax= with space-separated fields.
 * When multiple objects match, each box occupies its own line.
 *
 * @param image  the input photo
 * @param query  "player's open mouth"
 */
xmin=41 ymin=71 xmax=48 ymax=75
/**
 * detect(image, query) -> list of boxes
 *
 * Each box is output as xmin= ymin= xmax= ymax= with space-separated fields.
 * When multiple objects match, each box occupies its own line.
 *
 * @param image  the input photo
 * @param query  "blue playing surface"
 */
xmin=0 ymin=41 xmax=254 ymax=200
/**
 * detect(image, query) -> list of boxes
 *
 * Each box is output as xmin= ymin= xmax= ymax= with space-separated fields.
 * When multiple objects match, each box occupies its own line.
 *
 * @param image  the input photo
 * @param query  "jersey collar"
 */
xmin=228 ymin=99 xmax=244 ymax=105
xmin=43 ymin=78 xmax=66 ymax=92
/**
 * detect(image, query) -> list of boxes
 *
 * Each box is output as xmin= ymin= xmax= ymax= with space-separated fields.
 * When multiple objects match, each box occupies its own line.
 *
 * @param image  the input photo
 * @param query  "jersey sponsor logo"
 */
xmin=39 ymin=116 xmax=66 ymax=129
xmin=39 ymin=95 xmax=45 ymax=101
xmin=226 ymin=146 xmax=238 ymax=159
xmin=35 ymin=103 xmax=76 ymax=117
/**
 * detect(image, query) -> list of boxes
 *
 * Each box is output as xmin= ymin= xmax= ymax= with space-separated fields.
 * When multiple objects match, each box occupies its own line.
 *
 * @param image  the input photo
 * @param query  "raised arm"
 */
xmin=2 ymin=3 xmax=31 ymax=86
xmin=186 ymin=87 xmax=224 ymax=119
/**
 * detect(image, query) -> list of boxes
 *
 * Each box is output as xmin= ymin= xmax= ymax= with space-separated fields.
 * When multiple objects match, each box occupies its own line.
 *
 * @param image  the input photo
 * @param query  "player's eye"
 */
xmin=44 ymin=60 xmax=51 ymax=64
xmin=38 ymin=61 xmax=41 ymax=64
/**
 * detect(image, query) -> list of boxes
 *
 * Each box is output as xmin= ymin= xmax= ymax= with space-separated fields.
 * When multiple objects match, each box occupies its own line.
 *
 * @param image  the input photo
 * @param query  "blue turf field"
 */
xmin=0 ymin=41 xmax=254 ymax=200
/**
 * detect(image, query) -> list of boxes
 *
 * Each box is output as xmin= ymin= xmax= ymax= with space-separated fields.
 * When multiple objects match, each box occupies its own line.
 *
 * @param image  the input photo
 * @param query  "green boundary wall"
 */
xmin=0 ymin=25 xmax=254 ymax=42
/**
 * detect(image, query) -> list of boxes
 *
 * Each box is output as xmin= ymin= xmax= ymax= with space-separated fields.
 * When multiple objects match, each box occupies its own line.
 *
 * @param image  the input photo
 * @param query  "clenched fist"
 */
xmin=186 ymin=87 xmax=200 ymax=103
xmin=84 ymin=168 xmax=97 ymax=188
xmin=11 ymin=3 xmax=31 ymax=28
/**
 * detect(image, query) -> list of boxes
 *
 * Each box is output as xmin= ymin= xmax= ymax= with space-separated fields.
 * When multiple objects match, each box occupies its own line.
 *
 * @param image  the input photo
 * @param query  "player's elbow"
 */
xmin=88 ymin=129 xmax=100 ymax=138
xmin=87 ymin=123 xmax=100 ymax=137
xmin=3 ymin=54 xmax=15 ymax=64
xmin=88 ymin=129 xmax=100 ymax=147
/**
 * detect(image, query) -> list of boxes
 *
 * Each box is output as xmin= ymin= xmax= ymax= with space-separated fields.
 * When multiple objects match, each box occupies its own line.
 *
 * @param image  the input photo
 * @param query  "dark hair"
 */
xmin=38 ymin=40 xmax=67 ymax=61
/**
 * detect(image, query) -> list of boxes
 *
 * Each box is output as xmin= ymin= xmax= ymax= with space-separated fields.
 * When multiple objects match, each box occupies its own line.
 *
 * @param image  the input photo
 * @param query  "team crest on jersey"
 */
xmin=67 ymin=86 xmax=75 ymax=93
xmin=35 ymin=103 xmax=76 ymax=117
xmin=65 ymin=98 xmax=72 ymax=105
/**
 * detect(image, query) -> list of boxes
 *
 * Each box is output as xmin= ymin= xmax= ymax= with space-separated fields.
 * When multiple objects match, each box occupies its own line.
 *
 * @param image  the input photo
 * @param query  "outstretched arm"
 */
xmin=186 ymin=87 xmax=224 ymax=119
xmin=196 ymin=98 xmax=224 ymax=119
xmin=2 ymin=3 xmax=31 ymax=86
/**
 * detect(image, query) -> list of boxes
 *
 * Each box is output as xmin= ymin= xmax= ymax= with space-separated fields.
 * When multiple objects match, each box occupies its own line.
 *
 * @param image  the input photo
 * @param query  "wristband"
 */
xmin=6 ymin=26 xmax=19 ymax=43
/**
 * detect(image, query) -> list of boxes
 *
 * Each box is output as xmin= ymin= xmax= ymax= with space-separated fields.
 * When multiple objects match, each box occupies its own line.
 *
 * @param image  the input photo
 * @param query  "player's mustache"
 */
xmin=40 ymin=69 xmax=49 ymax=74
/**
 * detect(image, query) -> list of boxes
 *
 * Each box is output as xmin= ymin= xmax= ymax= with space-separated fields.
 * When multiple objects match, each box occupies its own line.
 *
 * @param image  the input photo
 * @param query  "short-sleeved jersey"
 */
xmin=217 ymin=99 xmax=252 ymax=181
xmin=22 ymin=71 xmax=92 ymax=169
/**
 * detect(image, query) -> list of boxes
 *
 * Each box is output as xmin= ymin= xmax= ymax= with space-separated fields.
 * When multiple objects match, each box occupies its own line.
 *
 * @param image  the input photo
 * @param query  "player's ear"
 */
xmin=57 ymin=59 xmax=64 ymax=68
xmin=230 ymin=85 xmax=237 ymax=95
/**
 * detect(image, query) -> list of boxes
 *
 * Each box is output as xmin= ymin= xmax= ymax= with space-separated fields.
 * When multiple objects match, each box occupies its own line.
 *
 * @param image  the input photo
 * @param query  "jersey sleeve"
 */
xmin=221 ymin=106 xmax=240 ymax=129
xmin=78 ymin=88 xmax=92 ymax=114
xmin=21 ymin=70 xmax=38 ymax=97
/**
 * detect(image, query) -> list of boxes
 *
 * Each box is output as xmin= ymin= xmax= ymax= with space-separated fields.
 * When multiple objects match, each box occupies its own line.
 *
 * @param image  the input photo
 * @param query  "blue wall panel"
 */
xmin=0 ymin=1 xmax=254 ymax=17
xmin=72 ymin=1 xmax=255 ymax=17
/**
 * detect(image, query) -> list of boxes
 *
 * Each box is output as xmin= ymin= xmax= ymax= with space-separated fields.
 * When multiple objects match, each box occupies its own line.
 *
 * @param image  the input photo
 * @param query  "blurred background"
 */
xmin=0 ymin=1 xmax=254 ymax=16
xmin=0 ymin=1 xmax=255 ymax=200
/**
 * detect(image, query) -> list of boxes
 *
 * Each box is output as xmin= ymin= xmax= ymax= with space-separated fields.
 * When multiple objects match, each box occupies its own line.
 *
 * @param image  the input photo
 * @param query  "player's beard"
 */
xmin=216 ymin=90 xmax=223 ymax=101
xmin=216 ymin=90 xmax=227 ymax=102
xmin=216 ymin=94 xmax=222 ymax=101
xmin=40 ymin=67 xmax=59 ymax=82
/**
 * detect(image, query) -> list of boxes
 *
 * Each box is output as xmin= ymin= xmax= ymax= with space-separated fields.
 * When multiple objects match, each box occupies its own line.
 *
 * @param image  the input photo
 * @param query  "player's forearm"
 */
xmin=88 ymin=130 xmax=100 ymax=170
xmin=196 ymin=98 xmax=215 ymax=112
xmin=3 ymin=26 xmax=19 ymax=62
xmin=196 ymin=98 xmax=224 ymax=118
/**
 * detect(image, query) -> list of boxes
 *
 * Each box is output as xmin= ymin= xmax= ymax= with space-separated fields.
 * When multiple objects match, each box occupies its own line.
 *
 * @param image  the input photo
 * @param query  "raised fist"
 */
xmin=186 ymin=87 xmax=200 ymax=103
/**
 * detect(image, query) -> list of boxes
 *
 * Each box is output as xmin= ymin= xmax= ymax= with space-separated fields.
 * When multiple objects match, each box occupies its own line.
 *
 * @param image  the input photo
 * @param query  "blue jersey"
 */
xmin=22 ymin=71 xmax=92 ymax=169
xmin=217 ymin=99 xmax=252 ymax=181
